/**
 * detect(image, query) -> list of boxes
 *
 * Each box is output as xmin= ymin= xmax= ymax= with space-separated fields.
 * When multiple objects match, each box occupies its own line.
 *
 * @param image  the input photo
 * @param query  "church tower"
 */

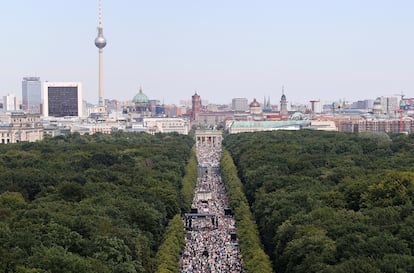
xmin=280 ymin=86 xmax=288 ymax=117
xmin=191 ymin=92 xmax=201 ymax=120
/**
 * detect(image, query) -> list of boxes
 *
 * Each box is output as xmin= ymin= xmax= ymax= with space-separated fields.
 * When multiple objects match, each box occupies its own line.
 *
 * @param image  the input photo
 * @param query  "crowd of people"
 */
xmin=180 ymin=142 xmax=244 ymax=273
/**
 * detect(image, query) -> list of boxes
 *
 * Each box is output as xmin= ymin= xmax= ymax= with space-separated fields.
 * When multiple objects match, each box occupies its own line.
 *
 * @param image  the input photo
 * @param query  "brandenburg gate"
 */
xmin=195 ymin=130 xmax=223 ymax=147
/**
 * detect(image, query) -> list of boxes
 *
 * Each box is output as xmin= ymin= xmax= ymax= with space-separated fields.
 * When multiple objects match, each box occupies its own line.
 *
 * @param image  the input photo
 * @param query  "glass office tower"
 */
xmin=22 ymin=77 xmax=42 ymax=114
xmin=22 ymin=77 xmax=41 ymax=114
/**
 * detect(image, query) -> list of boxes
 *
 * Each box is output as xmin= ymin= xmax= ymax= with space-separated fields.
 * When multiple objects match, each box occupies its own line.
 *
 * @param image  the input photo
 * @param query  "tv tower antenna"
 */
xmin=95 ymin=0 xmax=107 ymax=110
xmin=98 ymin=0 xmax=103 ymax=28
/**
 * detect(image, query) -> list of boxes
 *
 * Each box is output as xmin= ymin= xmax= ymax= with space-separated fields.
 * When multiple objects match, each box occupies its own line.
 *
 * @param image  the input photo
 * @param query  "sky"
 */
xmin=0 ymin=0 xmax=413 ymax=105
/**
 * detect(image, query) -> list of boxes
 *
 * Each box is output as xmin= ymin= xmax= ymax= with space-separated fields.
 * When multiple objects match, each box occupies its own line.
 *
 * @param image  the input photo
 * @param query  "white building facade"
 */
xmin=3 ymin=94 xmax=21 ymax=112
xmin=143 ymin=117 xmax=190 ymax=135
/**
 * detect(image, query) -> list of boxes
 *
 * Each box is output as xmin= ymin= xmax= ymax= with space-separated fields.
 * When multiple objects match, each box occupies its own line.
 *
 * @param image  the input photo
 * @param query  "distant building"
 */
xmin=228 ymin=120 xmax=310 ymax=134
xmin=373 ymin=96 xmax=399 ymax=115
xmin=178 ymin=105 xmax=188 ymax=116
xmin=143 ymin=117 xmax=190 ymax=135
xmin=280 ymin=90 xmax=288 ymax=117
xmin=309 ymin=100 xmax=322 ymax=114
xmin=3 ymin=94 xmax=21 ymax=112
xmin=0 ymin=112 xmax=43 ymax=143
xmin=337 ymin=116 xmax=414 ymax=134
xmin=22 ymin=77 xmax=42 ymax=114
xmin=383 ymin=96 xmax=399 ymax=115
xmin=206 ymin=104 xmax=219 ymax=112
xmin=249 ymin=98 xmax=262 ymax=115
xmin=149 ymin=99 xmax=161 ymax=114
xmin=179 ymin=99 xmax=192 ymax=108
xmin=71 ymin=123 xmax=120 ymax=135
xmin=191 ymin=92 xmax=202 ymax=120
xmin=193 ymin=112 xmax=235 ymax=128
xmin=155 ymin=104 xmax=166 ymax=116
xmin=132 ymin=87 xmax=151 ymax=116
xmin=351 ymin=99 xmax=374 ymax=110
xmin=372 ymin=98 xmax=383 ymax=115
xmin=263 ymin=97 xmax=272 ymax=112
xmin=400 ymin=98 xmax=414 ymax=110
xmin=164 ymin=105 xmax=178 ymax=117
xmin=43 ymin=82 xmax=83 ymax=117
xmin=232 ymin=98 xmax=248 ymax=112
xmin=308 ymin=120 xmax=337 ymax=131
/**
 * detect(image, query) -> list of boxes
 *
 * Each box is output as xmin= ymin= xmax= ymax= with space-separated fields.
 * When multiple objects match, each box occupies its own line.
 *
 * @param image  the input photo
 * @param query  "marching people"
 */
xmin=181 ymin=142 xmax=243 ymax=273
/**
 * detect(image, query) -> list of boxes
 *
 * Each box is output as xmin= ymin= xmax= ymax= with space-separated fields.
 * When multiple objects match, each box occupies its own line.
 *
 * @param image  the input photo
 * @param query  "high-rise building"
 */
xmin=22 ymin=77 xmax=42 ymax=114
xmin=371 ymin=96 xmax=399 ymax=116
xmin=43 ymin=82 xmax=83 ymax=117
xmin=232 ymin=98 xmax=248 ymax=112
xmin=379 ymin=96 xmax=399 ymax=115
xmin=3 ymin=94 xmax=20 ymax=112
xmin=351 ymin=99 xmax=374 ymax=110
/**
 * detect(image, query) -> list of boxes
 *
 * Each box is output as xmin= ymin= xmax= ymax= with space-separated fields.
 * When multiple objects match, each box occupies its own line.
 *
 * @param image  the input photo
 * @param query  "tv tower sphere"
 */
xmin=95 ymin=31 xmax=106 ymax=49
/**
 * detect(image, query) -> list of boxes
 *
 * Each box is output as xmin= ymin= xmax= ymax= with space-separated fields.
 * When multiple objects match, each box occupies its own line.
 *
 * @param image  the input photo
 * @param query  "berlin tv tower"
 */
xmin=95 ymin=0 xmax=107 ymax=110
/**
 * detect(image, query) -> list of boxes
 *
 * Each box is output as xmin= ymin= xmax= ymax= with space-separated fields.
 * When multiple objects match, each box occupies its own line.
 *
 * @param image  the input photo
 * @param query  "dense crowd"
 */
xmin=180 ymin=142 xmax=243 ymax=273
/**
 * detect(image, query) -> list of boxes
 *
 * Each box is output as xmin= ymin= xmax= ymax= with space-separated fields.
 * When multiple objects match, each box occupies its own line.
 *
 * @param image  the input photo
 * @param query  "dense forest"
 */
xmin=221 ymin=150 xmax=273 ymax=273
xmin=0 ymin=132 xmax=193 ymax=273
xmin=224 ymin=130 xmax=414 ymax=273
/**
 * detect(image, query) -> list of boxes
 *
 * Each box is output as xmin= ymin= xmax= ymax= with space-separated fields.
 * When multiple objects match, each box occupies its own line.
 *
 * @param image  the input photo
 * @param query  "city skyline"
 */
xmin=1 ymin=0 xmax=413 ymax=105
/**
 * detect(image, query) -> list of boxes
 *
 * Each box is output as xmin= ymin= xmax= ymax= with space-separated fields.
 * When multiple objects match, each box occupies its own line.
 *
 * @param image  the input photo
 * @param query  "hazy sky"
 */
xmin=1 ymin=0 xmax=413 ymax=105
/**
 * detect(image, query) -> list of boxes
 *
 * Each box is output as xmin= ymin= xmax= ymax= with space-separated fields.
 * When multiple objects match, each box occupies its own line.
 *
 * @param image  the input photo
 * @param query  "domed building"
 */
xmin=249 ymin=98 xmax=262 ymax=115
xmin=372 ymin=97 xmax=383 ymax=116
xmin=132 ymin=87 xmax=151 ymax=115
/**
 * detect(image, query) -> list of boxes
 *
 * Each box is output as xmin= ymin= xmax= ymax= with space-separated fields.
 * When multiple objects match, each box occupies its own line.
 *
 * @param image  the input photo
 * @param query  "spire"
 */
xmin=98 ymin=0 xmax=103 ymax=28
xmin=280 ymin=85 xmax=288 ymax=116
xmin=281 ymin=85 xmax=287 ymax=102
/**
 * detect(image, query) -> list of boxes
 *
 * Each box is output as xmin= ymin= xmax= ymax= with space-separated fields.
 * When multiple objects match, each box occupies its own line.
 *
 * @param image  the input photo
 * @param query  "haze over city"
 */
xmin=1 ymin=0 xmax=413 ymax=105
